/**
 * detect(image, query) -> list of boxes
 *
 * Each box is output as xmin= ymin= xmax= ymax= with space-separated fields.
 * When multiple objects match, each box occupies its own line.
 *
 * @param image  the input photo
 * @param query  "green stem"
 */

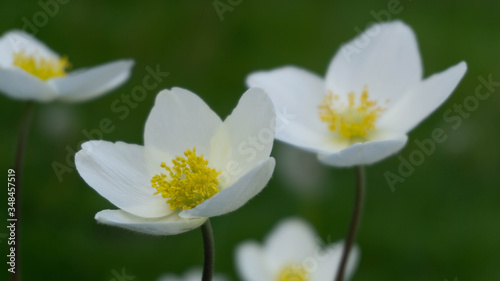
xmin=201 ymin=219 xmax=214 ymax=281
xmin=11 ymin=101 xmax=35 ymax=281
xmin=334 ymin=166 xmax=365 ymax=281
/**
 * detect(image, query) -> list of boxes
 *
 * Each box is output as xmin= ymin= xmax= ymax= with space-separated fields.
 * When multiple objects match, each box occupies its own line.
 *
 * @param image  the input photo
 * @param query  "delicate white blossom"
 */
xmin=247 ymin=21 xmax=467 ymax=166
xmin=76 ymin=87 xmax=276 ymax=235
xmin=0 ymin=30 xmax=133 ymax=102
xmin=236 ymin=217 xmax=359 ymax=281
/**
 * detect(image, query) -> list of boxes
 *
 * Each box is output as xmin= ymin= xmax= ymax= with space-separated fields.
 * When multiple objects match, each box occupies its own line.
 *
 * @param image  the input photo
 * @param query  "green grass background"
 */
xmin=1 ymin=0 xmax=499 ymax=280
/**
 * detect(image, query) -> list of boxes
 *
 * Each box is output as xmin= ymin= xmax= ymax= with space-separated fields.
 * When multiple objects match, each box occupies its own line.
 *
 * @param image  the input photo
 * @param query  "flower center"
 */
xmin=318 ymin=86 xmax=385 ymax=139
xmin=13 ymin=50 xmax=70 ymax=81
xmin=150 ymin=147 xmax=222 ymax=211
xmin=276 ymin=264 xmax=309 ymax=281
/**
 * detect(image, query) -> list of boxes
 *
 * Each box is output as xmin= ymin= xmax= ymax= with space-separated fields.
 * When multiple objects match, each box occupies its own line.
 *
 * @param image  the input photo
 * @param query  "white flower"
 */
xmin=246 ymin=21 xmax=467 ymax=167
xmin=0 ymin=30 xmax=134 ymax=102
xmin=75 ymin=87 xmax=276 ymax=235
xmin=157 ymin=268 xmax=229 ymax=281
xmin=236 ymin=218 xmax=359 ymax=281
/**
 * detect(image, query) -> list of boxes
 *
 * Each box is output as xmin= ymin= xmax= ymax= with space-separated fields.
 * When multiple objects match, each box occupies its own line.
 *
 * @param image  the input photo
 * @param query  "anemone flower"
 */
xmin=236 ymin=217 xmax=359 ymax=281
xmin=246 ymin=21 xmax=466 ymax=167
xmin=76 ymin=87 xmax=276 ymax=235
xmin=0 ymin=30 xmax=133 ymax=102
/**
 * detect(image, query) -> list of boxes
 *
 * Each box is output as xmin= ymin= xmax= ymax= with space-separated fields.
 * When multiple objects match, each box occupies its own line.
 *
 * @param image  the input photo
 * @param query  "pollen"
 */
xmin=318 ymin=86 xmax=385 ymax=139
xmin=150 ymin=147 xmax=222 ymax=211
xmin=13 ymin=50 xmax=70 ymax=81
xmin=276 ymin=264 xmax=309 ymax=281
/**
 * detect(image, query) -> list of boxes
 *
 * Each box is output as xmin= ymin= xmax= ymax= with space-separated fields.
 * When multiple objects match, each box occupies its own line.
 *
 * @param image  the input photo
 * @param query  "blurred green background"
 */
xmin=1 ymin=0 xmax=499 ymax=280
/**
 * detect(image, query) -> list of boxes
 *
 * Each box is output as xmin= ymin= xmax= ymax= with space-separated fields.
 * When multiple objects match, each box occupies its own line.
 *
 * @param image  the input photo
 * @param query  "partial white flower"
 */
xmin=76 ymin=87 xmax=276 ymax=235
xmin=157 ymin=268 xmax=229 ymax=281
xmin=0 ymin=30 xmax=134 ymax=102
xmin=247 ymin=21 xmax=467 ymax=167
xmin=236 ymin=217 xmax=359 ymax=281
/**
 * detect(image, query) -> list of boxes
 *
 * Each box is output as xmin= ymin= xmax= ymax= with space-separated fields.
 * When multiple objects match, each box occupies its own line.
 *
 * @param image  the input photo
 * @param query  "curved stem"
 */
xmin=334 ymin=165 xmax=365 ymax=281
xmin=11 ymin=101 xmax=36 ymax=281
xmin=201 ymin=219 xmax=214 ymax=281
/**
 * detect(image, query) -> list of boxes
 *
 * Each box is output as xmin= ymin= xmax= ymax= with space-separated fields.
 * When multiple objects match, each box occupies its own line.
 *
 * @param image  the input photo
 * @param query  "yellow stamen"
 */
xmin=318 ymin=86 xmax=385 ymax=139
xmin=150 ymin=147 xmax=222 ymax=210
xmin=13 ymin=50 xmax=70 ymax=80
xmin=276 ymin=264 xmax=309 ymax=281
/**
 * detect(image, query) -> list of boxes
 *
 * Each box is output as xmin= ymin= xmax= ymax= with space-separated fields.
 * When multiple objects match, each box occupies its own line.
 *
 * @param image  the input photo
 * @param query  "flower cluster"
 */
xmin=2 ymin=19 xmax=467 ymax=281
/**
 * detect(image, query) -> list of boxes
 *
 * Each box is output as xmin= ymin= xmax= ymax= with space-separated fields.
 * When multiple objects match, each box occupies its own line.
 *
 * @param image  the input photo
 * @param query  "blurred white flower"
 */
xmin=76 ymin=87 xmax=276 ymax=235
xmin=0 ymin=30 xmax=133 ymax=102
xmin=236 ymin=217 xmax=359 ymax=281
xmin=247 ymin=21 xmax=467 ymax=167
xmin=157 ymin=268 xmax=229 ymax=281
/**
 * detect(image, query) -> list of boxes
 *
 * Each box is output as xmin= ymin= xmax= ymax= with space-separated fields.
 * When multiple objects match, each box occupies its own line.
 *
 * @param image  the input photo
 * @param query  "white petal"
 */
xmin=144 ymin=88 xmax=223 ymax=157
xmin=273 ymin=130 xmax=345 ymax=157
xmin=49 ymin=59 xmax=134 ymax=102
xmin=144 ymin=145 xmax=173 ymax=178
xmin=325 ymin=21 xmax=422 ymax=103
xmin=210 ymin=88 xmax=275 ymax=183
xmin=318 ymin=136 xmax=408 ymax=167
xmin=311 ymin=243 xmax=360 ymax=281
xmin=0 ymin=30 xmax=59 ymax=67
xmin=246 ymin=66 xmax=330 ymax=147
xmin=264 ymin=218 xmax=321 ymax=270
xmin=378 ymin=61 xmax=467 ymax=134
xmin=75 ymin=140 xmax=172 ymax=218
xmin=179 ymin=158 xmax=275 ymax=219
xmin=236 ymin=242 xmax=273 ymax=281
xmin=0 ymin=67 xmax=56 ymax=101
xmin=95 ymin=209 xmax=206 ymax=236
